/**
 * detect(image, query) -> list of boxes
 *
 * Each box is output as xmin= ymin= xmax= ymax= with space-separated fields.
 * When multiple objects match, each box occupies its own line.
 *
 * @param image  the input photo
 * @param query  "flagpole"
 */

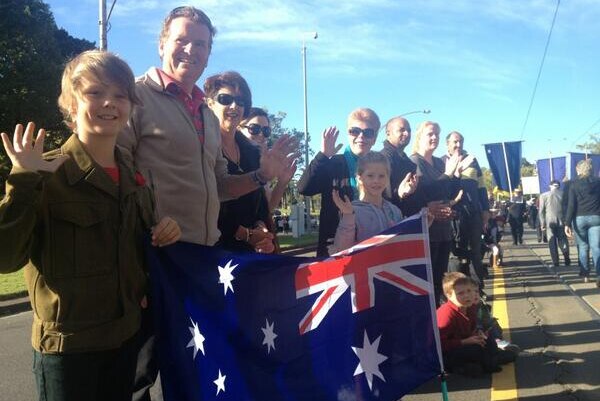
xmin=501 ymin=142 xmax=514 ymax=197
xmin=440 ymin=373 xmax=450 ymax=401
xmin=549 ymin=150 xmax=554 ymax=181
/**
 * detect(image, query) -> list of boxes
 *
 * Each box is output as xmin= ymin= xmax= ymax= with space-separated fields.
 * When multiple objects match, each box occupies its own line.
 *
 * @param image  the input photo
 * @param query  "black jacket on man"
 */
xmin=298 ymin=152 xmax=354 ymax=257
xmin=380 ymin=140 xmax=426 ymax=217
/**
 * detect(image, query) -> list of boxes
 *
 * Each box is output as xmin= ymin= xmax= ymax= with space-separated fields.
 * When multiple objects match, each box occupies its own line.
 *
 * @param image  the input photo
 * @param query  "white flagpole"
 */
xmin=549 ymin=151 xmax=554 ymax=181
xmin=501 ymin=142 xmax=514 ymax=198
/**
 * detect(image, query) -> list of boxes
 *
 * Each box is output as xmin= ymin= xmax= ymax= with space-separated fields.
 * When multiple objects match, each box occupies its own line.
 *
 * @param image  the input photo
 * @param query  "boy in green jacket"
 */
xmin=0 ymin=50 xmax=180 ymax=401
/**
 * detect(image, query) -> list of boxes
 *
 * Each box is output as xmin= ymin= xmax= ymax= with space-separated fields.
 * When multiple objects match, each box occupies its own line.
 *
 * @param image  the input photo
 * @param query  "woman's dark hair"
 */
xmin=240 ymin=107 xmax=270 ymax=127
xmin=203 ymin=71 xmax=252 ymax=118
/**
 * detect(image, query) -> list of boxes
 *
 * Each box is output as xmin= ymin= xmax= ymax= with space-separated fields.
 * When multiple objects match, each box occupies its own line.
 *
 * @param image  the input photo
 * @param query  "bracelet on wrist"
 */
xmin=251 ymin=170 xmax=268 ymax=186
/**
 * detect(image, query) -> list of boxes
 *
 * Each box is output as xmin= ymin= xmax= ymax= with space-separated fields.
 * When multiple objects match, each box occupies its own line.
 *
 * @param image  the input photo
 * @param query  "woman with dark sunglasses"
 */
xmin=239 ymin=107 xmax=297 ymax=213
xmin=204 ymin=72 xmax=275 ymax=253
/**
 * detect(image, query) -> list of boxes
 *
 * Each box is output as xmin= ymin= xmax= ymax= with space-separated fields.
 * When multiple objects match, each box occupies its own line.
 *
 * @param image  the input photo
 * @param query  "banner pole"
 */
xmin=501 ymin=142 xmax=514 ymax=197
xmin=549 ymin=151 xmax=554 ymax=181
xmin=440 ymin=372 xmax=450 ymax=401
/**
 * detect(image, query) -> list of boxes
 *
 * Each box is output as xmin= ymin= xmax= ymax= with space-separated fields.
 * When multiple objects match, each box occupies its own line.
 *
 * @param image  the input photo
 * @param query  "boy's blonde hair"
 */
xmin=442 ymin=271 xmax=471 ymax=297
xmin=356 ymin=151 xmax=391 ymax=198
xmin=58 ymin=50 xmax=140 ymax=129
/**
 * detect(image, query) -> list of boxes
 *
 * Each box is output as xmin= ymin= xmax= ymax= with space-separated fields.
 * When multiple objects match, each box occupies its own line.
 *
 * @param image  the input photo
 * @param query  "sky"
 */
xmin=44 ymin=0 xmax=600 ymax=170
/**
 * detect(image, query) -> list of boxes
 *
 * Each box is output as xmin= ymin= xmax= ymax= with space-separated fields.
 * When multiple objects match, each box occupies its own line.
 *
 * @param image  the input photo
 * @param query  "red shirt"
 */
xmin=156 ymin=69 xmax=206 ymax=144
xmin=104 ymin=167 xmax=146 ymax=186
xmin=436 ymin=301 xmax=477 ymax=352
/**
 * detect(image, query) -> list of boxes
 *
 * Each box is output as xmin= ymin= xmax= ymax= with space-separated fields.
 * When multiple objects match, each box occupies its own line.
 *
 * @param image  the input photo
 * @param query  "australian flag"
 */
xmin=147 ymin=211 xmax=443 ymax=401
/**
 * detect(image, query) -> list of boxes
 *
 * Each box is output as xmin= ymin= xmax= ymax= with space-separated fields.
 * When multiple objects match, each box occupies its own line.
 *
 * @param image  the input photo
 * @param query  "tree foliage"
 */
xmin=520 ymin=157 xmax=536 ymax=177
xmin=576 ymin=133 xmax=600 ymax=155
xmin=0 ymin=0 xmax=94 ymax=184
xmin=267 ymin=111 xmax=315 ymax=209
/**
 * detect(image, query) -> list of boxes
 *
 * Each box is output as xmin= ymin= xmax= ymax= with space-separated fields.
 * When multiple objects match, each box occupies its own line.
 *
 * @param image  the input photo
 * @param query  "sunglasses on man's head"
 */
xmin=215 ymin=93 xmax=246 ymax=108
xmin=348 ymin=127 xmax=376 ymax=139
xmin=243 ymin=123 xmax=271 ymax=138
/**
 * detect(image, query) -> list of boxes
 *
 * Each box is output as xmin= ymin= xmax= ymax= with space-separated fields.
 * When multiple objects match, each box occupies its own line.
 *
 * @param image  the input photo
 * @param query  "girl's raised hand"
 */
xmin=1 ymin=122 xmax=67 ymax=172
xmin=332 ymin=189 xmax=353 ymax=215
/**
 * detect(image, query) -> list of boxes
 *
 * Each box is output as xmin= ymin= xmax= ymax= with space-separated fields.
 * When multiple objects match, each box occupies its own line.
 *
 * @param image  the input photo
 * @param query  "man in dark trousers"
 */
xmin=508 ymin=188 xmax=526 ymax=245
xmin=539 ymin=180 xmax=571 ymax=267
xmin=298 ymin=108 xmax=380 ymax=257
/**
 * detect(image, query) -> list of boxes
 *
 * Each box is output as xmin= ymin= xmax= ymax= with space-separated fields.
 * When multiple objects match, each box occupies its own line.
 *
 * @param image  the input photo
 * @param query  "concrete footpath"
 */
xmin=405 ymin=228 xmax=600 ymax=401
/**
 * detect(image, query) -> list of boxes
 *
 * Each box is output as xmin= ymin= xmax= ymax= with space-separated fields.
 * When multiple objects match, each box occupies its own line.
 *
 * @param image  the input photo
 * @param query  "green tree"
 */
xmin=576 ymin=133 xmax=600 ymax=154
xmin=0 ymin=0 xmax=94 ymax=185
xmin=481 ymin=166 xmax=493 ymax=191
xmin=521 ymin=157 xmax=536 ymax=177
xmin=266 ymin=111 xmax=316 ymax=209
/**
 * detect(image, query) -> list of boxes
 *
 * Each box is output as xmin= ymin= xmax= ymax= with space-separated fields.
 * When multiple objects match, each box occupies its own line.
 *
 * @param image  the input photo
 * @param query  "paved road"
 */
xmin=2 ymin=229 xmax=600 ymax=400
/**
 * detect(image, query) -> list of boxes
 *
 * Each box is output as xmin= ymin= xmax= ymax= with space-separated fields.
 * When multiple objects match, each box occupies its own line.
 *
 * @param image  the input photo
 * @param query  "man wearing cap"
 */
xmin=540 ymin=180 xmax=571 ymax=267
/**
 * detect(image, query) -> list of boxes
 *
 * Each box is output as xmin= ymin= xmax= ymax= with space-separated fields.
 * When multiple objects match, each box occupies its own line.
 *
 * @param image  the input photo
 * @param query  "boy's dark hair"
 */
xmin=442 ymin=271 xmax=471 ymax=296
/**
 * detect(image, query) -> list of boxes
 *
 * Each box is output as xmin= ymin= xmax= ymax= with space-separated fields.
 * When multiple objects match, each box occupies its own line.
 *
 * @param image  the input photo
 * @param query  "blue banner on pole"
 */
xmin=536 ymin=156 xmax=566 ymax=192
xmin=566 ymin=152 xmax=600 ymax=179
xmin=147 ymin=212 xmax=442 ymax=401
xmin=484 ymin=141 xmax=522 ymax=191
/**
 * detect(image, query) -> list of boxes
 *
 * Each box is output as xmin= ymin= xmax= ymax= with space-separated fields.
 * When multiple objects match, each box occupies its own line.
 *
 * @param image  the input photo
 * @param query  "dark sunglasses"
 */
xmin=215 ymin=93 xmax=246 ymax=108
xmin=348 ymin=127 xmax=376 ymax=139
xmin=243 ymin=123 xmax=271 ymax=138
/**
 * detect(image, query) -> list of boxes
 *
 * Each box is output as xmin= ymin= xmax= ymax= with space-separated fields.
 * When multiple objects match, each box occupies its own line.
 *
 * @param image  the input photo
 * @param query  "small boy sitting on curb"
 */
xmin=437 ymin=272 xmax=516 ymax=377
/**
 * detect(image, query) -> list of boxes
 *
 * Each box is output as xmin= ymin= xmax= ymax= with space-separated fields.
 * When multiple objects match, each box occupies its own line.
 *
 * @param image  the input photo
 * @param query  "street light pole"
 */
xmin=399 ymin=109 xmax=431 ymax=117
xmin=99 ymin=0 xmax=107 ymax=50
xmin=302 ymin=32 xmax=317 ymax=232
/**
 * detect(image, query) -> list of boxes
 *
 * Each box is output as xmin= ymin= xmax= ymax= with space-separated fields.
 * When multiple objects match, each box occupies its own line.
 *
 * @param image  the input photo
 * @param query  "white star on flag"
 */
xmin=214 ymin=369 xmax=226 ymax=395
xmin=186 ymin=318 xmax=205 ymax=360
xmin=352 ymin=330 xmax=388 ymax=391
xmin=218 ymin=259 xmax=238 ymax=295
xmin=261 ymin=318 xmax=278 ymax=354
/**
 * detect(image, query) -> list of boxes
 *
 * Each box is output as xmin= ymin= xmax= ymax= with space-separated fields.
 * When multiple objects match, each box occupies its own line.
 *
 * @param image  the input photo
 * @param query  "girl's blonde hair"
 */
xmin=58 ymin=50 xmax=140 ymax=129
xmin=356 ymin=151 xmax=391 ymax=198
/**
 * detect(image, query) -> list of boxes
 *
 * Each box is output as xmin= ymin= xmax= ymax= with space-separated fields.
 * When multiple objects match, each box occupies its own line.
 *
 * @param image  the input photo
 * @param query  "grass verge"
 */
xmin=0 ymin=270 xmax=27 ymax=300
xmin=278 ymin=232 xmax=318 ymax=249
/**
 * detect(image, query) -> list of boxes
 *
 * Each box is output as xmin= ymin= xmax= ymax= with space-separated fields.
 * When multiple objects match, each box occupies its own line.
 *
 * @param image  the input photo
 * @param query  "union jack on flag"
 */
xmin=148 ymin=210 xmax=443 ymax=401
xmin=296 ymin=214 xmax=433 ymax=334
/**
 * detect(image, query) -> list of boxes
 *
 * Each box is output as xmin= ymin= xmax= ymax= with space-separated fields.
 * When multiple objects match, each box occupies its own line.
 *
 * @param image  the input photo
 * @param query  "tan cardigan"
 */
xmin=119 ymin=68 xmax=231 ymax=245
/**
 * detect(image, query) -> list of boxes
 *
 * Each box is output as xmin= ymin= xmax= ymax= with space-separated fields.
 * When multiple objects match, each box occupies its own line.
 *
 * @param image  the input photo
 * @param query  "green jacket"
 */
xmin=0 ymin=134 xmax=154 ymax=354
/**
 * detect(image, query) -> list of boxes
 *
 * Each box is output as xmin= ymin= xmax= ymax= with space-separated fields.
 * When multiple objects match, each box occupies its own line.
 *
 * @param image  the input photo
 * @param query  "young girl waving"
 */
xmin=331 ymin=151 xmax=408 ymax=253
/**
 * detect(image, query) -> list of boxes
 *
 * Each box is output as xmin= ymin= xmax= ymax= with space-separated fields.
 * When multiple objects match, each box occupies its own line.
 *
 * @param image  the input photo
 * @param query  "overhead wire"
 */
xmin=107 ymin=0 xmax=117 ymax=32
xmin=519 ymin=0 xmax=561 ymax=140
xmin=570 ymin=116 xmax=600 ymax=151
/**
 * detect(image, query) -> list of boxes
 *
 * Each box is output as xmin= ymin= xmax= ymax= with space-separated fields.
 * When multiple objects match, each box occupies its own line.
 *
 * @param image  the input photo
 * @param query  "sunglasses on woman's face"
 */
xmin=348 ymin=127 xmax=376 ymax=139
xmin=215 ymin=93 xmax=246 ymax=108
xmin=243 ymin=123 xmax=271 ymax=138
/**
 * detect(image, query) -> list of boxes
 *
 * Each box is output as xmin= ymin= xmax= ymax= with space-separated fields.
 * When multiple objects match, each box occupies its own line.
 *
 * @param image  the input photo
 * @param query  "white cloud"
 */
xmin=102 ymin=0 xmax=598 ymax=99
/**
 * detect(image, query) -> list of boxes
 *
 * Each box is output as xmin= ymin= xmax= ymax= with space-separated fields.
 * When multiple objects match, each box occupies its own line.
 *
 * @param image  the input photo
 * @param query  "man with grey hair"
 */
xmin=118 ymin=6 xmax=297 ymax=400
xmin=442 ymin=131 xmax=490 ymax=285
xmin=539 ymin=180 xmax=571 ymax=267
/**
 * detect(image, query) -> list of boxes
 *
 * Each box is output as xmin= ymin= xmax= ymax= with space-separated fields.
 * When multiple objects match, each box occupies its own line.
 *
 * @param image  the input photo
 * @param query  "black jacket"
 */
xmin=298 ymin=152 xmax=354 ymax=257
xmin=218 ymin=132 xmax=269 ymax=251
xmin=565 ymin=176 xmax=600 ymax=227
xmin=380 ymin=140 xmax=426 ymax=216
